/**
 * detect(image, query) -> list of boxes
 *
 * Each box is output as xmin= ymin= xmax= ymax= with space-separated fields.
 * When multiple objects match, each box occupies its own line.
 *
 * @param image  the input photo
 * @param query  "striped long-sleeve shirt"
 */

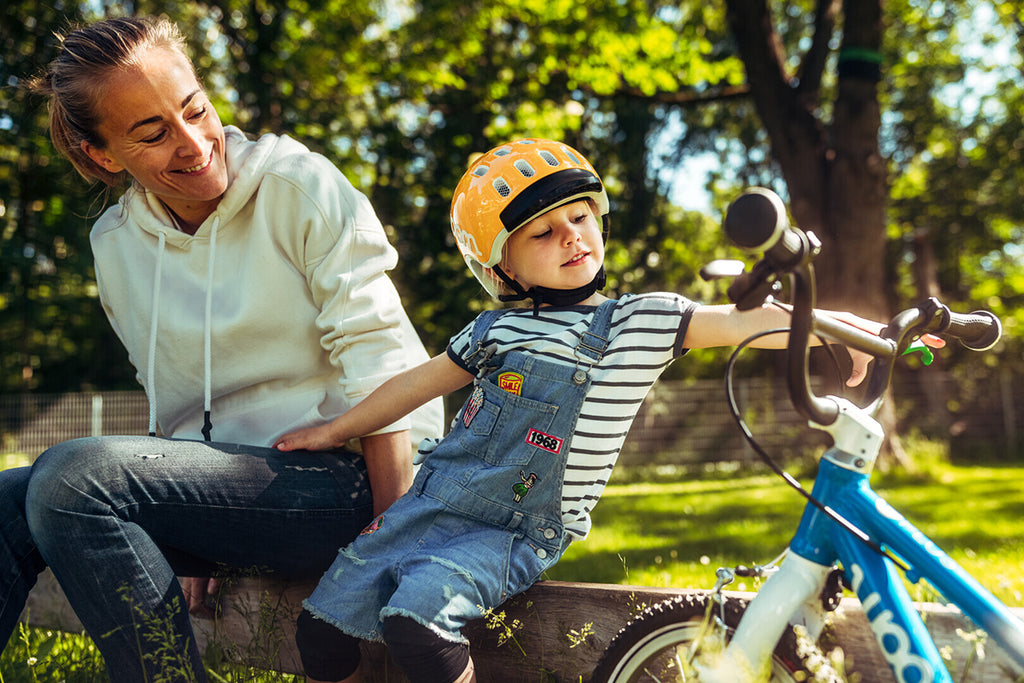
xmin=443 ymin=292 xmax=697 ymax=539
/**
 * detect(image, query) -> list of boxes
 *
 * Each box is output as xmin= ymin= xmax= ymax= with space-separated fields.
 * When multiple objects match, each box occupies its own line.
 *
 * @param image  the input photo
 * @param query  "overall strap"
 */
xmin=575 ymin=299 xmax=618 ymax=363
xmin=462 ymin=308 xmax=506 ymax=372
xmin=470 ymin=308 xmax=506 ymax=346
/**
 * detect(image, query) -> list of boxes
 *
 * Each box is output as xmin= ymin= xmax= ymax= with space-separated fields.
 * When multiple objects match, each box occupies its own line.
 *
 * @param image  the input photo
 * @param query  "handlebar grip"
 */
xmin=723 ymin=188 xmax=787 ymax=251
xmin=724 ymin=188 xmax=817 ymax=271
xmin=946 ymin=310 xmax=1002 ymax=351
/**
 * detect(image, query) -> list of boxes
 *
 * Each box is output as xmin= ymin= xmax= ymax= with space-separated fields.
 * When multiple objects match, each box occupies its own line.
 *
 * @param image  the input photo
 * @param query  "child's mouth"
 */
xmin=563 ymin=251 xmax=590 ymax=267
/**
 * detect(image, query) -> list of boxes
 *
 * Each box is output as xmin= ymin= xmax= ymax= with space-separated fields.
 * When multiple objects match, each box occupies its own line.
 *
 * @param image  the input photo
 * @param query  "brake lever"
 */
xmin=699 ymin=259 xmax=746 ymax=281
xmin=700 ymin=258 xmax=783 ymax=310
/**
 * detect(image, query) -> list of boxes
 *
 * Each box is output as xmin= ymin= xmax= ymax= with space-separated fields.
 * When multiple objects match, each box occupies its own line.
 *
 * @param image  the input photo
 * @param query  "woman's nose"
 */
xmin=175 ymin=124 xmax=205 ymax=156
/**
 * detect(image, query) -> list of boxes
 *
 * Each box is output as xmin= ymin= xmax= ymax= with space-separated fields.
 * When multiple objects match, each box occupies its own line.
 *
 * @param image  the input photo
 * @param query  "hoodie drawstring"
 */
xmin=146 ymin=231 xmax=167 ymax=437
xmin=145 ymin=217 xmax=219 ymax=441
xmin=201 ymin=215 xmax=220 ymax=441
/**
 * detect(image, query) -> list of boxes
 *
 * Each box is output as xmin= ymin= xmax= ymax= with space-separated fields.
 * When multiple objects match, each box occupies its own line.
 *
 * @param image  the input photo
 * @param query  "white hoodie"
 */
xmin=90 ymin=126 xmax=443 ymax=448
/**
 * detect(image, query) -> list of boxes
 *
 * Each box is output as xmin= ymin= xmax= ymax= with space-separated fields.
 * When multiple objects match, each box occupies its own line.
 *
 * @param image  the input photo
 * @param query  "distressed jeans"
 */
xmin=5 ymin=435 xmax=373 ymax=682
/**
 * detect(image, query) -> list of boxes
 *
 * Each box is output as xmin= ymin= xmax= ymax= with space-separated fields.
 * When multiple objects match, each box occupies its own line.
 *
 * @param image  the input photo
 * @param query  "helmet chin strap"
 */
xmin=495 ymin=266 xmax=607 ymax=314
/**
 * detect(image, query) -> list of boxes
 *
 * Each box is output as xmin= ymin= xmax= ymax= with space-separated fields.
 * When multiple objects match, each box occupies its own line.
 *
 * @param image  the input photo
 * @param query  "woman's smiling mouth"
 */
xmin=175 ymin=153 xmax=212 ymax=174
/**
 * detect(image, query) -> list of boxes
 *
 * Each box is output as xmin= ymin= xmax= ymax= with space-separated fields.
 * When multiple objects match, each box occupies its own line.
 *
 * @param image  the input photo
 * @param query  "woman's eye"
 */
xmin=141 ymin=131 xmax=166 ymax=144
xmin=188 ymin=106 xmax=207 ymax=121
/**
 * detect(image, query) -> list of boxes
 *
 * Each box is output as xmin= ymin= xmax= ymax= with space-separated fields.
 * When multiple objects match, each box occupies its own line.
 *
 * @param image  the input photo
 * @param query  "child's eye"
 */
xmin=571 ymin=213 xmax=588 ymax=223
xmin=533 ymin=228 xmax=552 ymax=239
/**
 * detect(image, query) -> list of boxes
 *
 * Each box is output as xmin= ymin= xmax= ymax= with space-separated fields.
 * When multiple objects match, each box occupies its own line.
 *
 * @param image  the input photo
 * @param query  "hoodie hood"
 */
xmin=123 ymin=126 xmax=310 ymax=246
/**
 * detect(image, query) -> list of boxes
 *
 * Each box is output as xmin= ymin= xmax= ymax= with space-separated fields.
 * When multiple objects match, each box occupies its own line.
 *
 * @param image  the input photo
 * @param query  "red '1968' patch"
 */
xmin=525 ymin=428 xmax=563 ymax=454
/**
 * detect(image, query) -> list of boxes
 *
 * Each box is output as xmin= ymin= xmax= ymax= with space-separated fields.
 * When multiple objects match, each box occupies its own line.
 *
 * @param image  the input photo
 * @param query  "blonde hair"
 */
xmin=28 ymin=16 xmax=193 ymax=187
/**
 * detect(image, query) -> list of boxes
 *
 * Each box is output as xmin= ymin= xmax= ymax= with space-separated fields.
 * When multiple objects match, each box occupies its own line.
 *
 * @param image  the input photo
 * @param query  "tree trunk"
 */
xmin=725 ymin=0 xmax=908 ymax=466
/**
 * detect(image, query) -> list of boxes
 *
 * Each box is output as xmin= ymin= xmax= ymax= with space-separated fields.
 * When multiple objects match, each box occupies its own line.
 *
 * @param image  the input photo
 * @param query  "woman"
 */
xmin=0 ymin=15 xmax=442 ymax=681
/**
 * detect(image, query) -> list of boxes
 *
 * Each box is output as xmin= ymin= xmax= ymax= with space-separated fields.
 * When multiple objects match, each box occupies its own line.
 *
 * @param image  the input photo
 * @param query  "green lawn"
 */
xmin=3 ymin=456 xmax=1022 ymax=680
xmin=547 ymin=461 xmax=1024 ymax=607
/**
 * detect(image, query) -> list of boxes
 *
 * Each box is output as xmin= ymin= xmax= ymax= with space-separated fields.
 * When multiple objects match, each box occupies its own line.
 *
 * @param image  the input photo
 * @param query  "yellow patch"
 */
xmin=498 ymin=372 xmax=524 ymax=396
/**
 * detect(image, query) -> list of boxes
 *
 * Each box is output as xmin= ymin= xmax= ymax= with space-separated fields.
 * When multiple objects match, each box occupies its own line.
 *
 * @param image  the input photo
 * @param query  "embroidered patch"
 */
xmin=512 ymin=471 xmax=539 ymax=503
xmin=525 ymin=428 xmax=563 ymax=454
xmin=360 ymin=515 xmax=384 ymax=536
xmin=498 ymin=372 xmax=524 ymax=395
xmin=463 ymin=386 xmax=484 ymax=427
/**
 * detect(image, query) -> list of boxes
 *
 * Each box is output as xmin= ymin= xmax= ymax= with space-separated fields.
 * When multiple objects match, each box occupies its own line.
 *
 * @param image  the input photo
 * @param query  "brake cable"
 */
xmin=723 ymin=323 xmax=911 ymax=572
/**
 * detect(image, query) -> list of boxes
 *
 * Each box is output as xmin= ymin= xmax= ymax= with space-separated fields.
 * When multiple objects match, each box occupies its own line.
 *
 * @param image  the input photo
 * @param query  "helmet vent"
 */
xmin=539 ymin=150 xmax=559 ymax=166
xmin=472 ymin=165 xmax=489 ymax=177
xmin=563 ymin=148 xmax=582 ymax=165
xmin=493 ymin=177 xmax=512 ymax=197
xmin=513 ymin=159 xmax=536 ymax=177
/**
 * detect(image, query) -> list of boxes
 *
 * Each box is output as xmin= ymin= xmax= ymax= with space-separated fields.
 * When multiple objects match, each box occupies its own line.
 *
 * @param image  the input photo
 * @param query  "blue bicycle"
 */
xmin=593 ymin=189 xmax=1023 ymax=682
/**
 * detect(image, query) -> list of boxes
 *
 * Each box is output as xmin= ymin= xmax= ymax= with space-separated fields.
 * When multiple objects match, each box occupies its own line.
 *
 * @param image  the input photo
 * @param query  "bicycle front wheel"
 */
xmin=592 ymin=593 xmax=835 ymax=683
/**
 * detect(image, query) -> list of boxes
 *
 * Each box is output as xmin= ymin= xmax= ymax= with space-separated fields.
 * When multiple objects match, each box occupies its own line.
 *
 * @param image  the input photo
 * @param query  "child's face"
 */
xmin=503 ymin=200 xmax=604 ymax=296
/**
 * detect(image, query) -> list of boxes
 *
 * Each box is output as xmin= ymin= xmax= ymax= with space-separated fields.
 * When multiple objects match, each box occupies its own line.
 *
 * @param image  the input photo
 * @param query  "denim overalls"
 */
xmin=304 ymin=301 xmax=617 ymax=642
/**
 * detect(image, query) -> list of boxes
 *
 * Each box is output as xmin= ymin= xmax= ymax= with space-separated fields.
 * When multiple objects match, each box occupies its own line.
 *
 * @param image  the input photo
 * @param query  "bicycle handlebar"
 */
xmin=721 ymin=188 xmax=1002 ymax=425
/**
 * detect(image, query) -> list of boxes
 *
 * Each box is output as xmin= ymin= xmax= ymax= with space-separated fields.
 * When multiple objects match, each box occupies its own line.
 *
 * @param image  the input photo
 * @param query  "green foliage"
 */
xmin=1 ymin=0 xmax=1022 ymax=389
xmin=0 ymin=0 xmax=137 ymax=392
xmin=884 ymin=0 xmax=1024 ymax=373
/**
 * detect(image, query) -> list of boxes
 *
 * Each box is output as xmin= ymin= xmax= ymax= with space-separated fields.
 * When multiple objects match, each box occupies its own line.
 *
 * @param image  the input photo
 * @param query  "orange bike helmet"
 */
xmin=451 ymin=138 xmax=610 ymax=304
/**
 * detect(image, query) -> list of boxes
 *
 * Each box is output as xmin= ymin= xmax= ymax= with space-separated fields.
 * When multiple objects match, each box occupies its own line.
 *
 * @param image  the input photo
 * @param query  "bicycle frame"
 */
xmin=712 ymin=398 xmax=1024 ymax=683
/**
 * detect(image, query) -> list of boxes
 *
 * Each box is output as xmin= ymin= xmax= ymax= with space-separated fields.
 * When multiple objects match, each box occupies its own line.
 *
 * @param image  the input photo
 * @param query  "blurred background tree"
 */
xmin=1 ymin=0 xmax=1021 ymax=397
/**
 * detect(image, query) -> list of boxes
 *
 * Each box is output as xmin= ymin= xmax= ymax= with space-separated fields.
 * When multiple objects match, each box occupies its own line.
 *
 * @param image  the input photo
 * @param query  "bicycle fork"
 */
xmin=694 ymin=553 xmax=835 ymax=683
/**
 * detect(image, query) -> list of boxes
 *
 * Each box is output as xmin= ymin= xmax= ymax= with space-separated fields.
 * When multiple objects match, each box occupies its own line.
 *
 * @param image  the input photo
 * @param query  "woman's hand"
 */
xmin=181 ymin=576 xmax=221 ymax=617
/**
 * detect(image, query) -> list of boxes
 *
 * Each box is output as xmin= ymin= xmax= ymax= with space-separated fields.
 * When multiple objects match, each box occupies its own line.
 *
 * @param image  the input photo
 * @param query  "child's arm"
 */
xmin=274 ymin=352 xmax=475 ymax=452
xmin=683 ymin=303 xmax=891 ymax=386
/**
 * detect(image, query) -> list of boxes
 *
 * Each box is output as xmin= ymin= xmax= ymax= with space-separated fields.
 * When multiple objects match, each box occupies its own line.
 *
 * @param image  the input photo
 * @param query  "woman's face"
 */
xmin=81 ymin=46 xmax=228 ymax=230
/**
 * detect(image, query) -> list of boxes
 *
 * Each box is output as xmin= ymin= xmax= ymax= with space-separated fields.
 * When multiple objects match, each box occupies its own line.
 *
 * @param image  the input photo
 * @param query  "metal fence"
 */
xmin=2 ymin=370 xmax=1021 ymax=465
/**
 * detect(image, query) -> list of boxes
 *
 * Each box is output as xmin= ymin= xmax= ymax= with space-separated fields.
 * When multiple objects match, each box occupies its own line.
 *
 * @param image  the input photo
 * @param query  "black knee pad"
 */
xmin=295 ymin=609 xmax=361 ymax=681
xmin=381 ymin=615 xmax=470 ymax=683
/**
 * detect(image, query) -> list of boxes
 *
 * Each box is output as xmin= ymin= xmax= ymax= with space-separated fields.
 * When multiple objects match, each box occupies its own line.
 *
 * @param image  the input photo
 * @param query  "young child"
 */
xmin=274 ymin=138 xmax=882 ymax=683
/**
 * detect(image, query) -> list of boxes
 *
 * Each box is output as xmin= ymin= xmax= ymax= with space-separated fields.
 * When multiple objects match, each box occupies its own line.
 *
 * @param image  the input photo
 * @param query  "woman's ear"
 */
xmin=80 ymin=140 xmax=125 ymax=174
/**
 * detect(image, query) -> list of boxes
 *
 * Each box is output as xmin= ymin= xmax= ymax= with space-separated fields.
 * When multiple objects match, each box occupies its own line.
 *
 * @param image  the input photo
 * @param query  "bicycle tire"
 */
xmin=592 ymin=593 xmax=840 ymax=683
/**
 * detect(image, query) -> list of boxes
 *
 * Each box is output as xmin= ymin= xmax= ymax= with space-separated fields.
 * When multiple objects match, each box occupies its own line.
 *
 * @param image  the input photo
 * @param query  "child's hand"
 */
xmin=845 ymin=332 xmax=946 ymax=387
xmin=273 ymin=422 xmax=344 ymax=452
xmin=846 ymin=348 xmax=875 ymax=387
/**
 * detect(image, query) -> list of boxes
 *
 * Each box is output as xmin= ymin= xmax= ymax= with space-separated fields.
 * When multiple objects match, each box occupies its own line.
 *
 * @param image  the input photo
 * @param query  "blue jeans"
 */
xmin=0 ymin=466 xmax=45 ymax=646
xmin=6 ymin=435 xmax=373 ymax=682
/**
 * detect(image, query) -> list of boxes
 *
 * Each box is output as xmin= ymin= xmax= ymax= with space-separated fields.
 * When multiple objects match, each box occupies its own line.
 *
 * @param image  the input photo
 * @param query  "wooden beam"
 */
xmin=21 ymin=570 xmax=1024 ymax=681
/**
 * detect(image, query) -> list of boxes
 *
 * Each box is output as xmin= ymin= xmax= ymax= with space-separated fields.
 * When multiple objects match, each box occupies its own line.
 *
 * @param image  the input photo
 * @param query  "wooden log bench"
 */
xmin=20 ymin=569 xmax=1024 ymax=681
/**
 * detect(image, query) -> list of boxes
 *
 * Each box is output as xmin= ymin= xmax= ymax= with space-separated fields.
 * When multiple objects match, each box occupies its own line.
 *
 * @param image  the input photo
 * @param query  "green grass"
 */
xmin=0 ymin=623 xmax=302 ymax=682
xmin=547 ymin=461 xmax=1024 ymax=607
xmin=3 ymin=455 xmax=1022 ymax=679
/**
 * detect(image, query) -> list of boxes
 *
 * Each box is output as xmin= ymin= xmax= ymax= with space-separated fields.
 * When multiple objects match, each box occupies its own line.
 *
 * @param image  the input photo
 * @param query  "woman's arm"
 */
xmin=359 ymin=430 xmax=414 ymax=517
